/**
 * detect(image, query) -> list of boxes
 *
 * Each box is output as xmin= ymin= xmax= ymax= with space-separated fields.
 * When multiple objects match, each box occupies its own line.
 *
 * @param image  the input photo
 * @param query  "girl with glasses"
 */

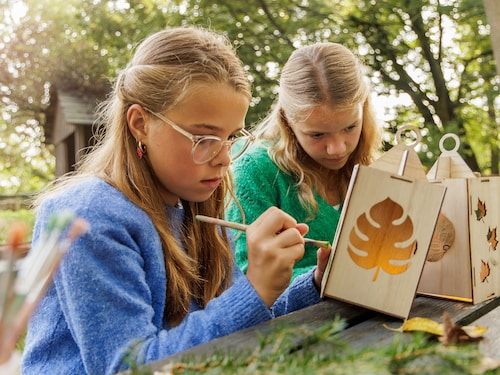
xmin=21 ymin=27 xmax=331 ymax=374
xmin=228 ymin=42 xmax=381 ymax=280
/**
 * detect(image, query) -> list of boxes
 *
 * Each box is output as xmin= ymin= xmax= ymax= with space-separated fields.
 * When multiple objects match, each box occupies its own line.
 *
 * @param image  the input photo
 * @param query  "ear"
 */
xmin=127 ymin=104 xmax=149 ymax=139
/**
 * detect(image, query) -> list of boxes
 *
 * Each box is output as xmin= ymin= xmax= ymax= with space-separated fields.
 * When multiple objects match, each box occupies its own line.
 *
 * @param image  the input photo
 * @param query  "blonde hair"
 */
xmin=35 ymin=27 xmax=251 ymax=325
xmin=254 ymin=42 xmax=380 ymax=217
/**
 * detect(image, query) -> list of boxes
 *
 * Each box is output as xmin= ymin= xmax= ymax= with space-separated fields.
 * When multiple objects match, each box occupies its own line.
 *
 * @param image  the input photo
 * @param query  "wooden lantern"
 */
xmin=321 ymin=126 xmax=446 ymax=319
xmin=417 ymin=133 xmax=500 ymax=303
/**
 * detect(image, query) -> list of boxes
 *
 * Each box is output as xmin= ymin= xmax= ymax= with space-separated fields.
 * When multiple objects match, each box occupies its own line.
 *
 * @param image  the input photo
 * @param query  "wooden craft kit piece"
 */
xmin=321 ymin=126 xmax=446 ymax=319
xmin=417 ymin=133 xmax=500 ymax=303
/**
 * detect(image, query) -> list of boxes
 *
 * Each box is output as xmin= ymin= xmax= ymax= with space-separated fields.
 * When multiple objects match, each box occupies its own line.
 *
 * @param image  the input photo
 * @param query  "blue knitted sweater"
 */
xmin=227 ymin=143 xmax=341 ymax=279
xmin=21 ymin=178 xmax=322 ymax=375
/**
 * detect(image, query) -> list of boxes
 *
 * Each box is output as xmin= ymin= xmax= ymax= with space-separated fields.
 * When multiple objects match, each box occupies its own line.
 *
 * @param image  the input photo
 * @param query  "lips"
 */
xmin=201 ymin=177 xmax=222 ymax=189
xmin=325 ymin=155 xmax=346 ymax=163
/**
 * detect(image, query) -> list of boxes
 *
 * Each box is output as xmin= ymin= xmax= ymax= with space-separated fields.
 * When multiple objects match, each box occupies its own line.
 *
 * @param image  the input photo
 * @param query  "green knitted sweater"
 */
xmin=227 ymin=142 xmax=341 ymax=280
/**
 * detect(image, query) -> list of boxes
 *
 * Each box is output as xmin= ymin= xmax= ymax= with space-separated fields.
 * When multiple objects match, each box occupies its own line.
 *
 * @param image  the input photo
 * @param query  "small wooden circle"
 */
xmin=395 ymin=125 xmax=422 ymax=147
xmin=439 ymin=133 xmax=460 ymax=153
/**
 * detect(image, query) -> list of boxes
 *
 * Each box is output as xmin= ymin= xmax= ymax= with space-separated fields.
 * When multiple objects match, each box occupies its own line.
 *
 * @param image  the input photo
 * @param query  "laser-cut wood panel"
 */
xmin=418 ymin=134 xmax=500 ymax=304
xmin=321 ymin=165 xmax=445 ymax=319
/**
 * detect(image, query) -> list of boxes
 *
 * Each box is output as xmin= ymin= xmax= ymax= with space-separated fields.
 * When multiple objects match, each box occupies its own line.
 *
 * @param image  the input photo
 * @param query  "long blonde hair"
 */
xmin=254 ymin=42 xmax=380 ymax=216
xmin=35 ymin=27 xmax=251 ymax=325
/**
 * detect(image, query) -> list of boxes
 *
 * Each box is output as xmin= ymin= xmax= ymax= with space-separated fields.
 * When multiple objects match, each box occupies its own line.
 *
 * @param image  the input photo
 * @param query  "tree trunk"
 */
xmin=483 ymin=0 xmax=500 ymax=77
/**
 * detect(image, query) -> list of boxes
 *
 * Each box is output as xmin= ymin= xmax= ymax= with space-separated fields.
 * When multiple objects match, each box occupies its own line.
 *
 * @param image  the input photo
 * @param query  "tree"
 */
xmin=315 ymin=0 xmax=496 ymax=173
xmin=167 ymin=0 xmax=499 ymax=173
xmin=0 ymin=0 xmax=180 ymax=193
xmin=0 ymin=0 xmax=498 ymax=193
xmin=0 ymin=0 xmax=58 ymax=193
xmin=483 ymin=0 xmax=500 ymax=173
xmin=483 ymin=0 xmax=500 ymax=76
xmin=0 ymin=116 xmax=54 ymax=193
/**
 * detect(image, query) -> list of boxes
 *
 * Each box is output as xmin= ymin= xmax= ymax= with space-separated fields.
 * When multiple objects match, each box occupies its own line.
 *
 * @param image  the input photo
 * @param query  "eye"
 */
xmin=345 ymin=120 xmax=362 ymax=132
xmin=310 ymin=132 xmax=325 ymax=139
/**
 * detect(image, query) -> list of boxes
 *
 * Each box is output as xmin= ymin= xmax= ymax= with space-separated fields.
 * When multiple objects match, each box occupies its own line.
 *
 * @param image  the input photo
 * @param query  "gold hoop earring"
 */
xmin=136 ymin=141 xmax=147 ymax=159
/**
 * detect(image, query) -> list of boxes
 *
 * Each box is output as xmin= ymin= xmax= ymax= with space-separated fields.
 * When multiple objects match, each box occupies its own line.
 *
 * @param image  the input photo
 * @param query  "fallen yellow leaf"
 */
xmin=384 ymin=317 xmax=443 ymax=336
xmin=383 ymin=315 xmax=487 ymax=340
xmin=462 ymin=325 xmax=488 ymax=338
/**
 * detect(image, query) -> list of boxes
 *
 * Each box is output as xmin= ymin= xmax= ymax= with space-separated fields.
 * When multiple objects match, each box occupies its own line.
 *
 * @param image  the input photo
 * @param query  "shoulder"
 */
xmin=41 ymin=178 xmax=136 ymax=210
xmin=36 ymin=177 xmax=150 ymax=236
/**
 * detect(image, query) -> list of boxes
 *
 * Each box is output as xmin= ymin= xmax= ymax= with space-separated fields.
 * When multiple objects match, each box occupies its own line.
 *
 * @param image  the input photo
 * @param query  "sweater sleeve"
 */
xmin=227 ymin=145 xmax=282 ymax=273
xmin=271 ymin=269 xmax=323 ymax=316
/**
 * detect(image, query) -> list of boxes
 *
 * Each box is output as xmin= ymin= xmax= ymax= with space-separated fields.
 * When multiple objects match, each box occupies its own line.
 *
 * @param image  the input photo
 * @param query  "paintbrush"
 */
xmin=0 ymin=213 xmax=89 ymax=364
xmin=0 ymin=221 xmax=29 ymax=320
xmin=195 ymin=215 xmax=330 ymax=249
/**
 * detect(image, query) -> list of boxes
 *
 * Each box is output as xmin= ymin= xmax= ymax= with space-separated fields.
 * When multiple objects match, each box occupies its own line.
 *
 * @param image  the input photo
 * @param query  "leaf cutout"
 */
xmin=480 ymin=259 xmax=490 ymax=283
xmin=427 ymin=213 xmax=455 ymax=262
xmin=348 ymin=197 xmax=417 ymax=281
xmin=439 ymin=312 xmax=485 ymax=346
xmin=475 ymin=198 xmax=487 ymax=221
xmin=487 ymin=227 xmax=498 ymax=251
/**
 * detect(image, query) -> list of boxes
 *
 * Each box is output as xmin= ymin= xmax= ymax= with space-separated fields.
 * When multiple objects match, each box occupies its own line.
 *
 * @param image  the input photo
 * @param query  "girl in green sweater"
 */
xmin=227 ymin=42 xmax=381 ymax=279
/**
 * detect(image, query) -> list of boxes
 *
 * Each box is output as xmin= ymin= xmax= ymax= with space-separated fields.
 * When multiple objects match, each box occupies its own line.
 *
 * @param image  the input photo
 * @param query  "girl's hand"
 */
xmin=245 ymin=207 xmax=308 ymax=307
xmin=313 ymin=246 xmax=332 ymax=291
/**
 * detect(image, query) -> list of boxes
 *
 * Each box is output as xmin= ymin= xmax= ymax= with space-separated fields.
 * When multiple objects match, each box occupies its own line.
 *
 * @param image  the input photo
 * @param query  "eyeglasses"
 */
xmin=147 ymin=110 xmax=255 ymax=165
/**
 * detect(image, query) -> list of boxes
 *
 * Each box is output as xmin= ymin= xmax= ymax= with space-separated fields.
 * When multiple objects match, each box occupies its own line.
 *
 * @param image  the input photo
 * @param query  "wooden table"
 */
xmin=138 ymin=295 xmax=500 ymax=372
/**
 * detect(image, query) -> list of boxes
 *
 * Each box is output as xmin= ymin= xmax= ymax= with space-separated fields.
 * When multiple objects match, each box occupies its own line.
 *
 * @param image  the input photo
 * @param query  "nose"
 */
xmin=326 ymin=136 xmax=346 ymax=155
xmin=210 ymin=142 xmax=232 ymax=166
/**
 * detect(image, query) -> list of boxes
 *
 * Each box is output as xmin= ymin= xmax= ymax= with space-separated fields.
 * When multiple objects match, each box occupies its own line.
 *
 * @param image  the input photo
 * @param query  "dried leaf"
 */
xmin=439 ymin=312 xmax=485 ymax=345
xmin=384 ymin=313 xmax=488 ymax=344
xmin=384 ymin=317 xmax=443 ymax=336
xmin=348 ymin=197 xmax=417 ymax=281
xmin=461 ymin=325 xmax=489 ymax=338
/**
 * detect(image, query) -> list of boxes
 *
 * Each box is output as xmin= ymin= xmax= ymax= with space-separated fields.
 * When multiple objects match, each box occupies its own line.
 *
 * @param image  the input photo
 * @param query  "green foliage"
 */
xmin=132 ymin=319 xmax=499 ymax=374
xmin=0 ymin=118 xmax=55 ymax=194
xmin=0 ymin=0 xmax=498 ymax=188
xmin=339 ymin=0 xmax=497 ymax=172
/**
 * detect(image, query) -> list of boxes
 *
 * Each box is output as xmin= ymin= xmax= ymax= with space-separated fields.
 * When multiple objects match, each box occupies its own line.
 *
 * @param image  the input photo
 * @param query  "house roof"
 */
xmin=44 ymin=89 xmax=99 ymax=144
xmin=57 ymin=92 xmax=97 ymax=125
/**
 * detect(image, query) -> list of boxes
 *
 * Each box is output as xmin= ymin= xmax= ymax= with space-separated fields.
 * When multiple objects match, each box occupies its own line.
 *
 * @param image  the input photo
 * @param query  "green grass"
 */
xmin=130 ymin=319 xmax=500 ymax=375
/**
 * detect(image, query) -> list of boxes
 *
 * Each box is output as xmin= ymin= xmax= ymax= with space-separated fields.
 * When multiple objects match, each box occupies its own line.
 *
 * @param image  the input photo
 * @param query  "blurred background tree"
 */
xmin=0 ymin=0 xmax=498 ymax=195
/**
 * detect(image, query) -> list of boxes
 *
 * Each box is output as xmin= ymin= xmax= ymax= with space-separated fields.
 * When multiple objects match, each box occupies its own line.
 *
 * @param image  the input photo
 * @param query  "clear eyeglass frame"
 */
xmin=146 ymin=109 xmax=255 ymax=165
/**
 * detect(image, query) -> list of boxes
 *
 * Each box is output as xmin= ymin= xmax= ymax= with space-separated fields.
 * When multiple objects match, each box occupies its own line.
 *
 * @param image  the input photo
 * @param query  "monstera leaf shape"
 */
xmin=348 ymin=197 xmax=417 ymax=281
